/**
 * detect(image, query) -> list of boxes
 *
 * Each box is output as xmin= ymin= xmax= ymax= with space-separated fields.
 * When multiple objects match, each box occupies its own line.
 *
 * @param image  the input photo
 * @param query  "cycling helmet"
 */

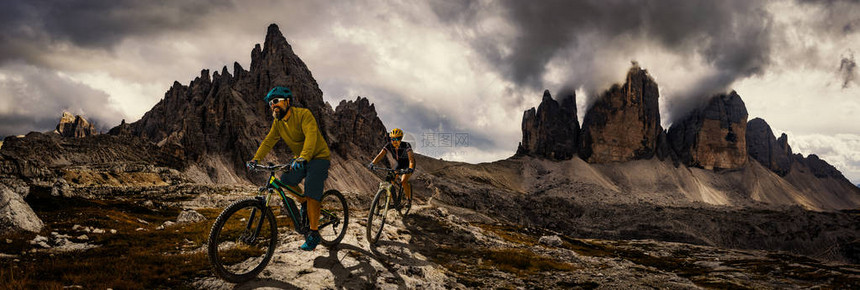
xmin=389 ymin=128 xmax=404 ymax=138
xmin=264 ymin=86 xmax=293 ymax=104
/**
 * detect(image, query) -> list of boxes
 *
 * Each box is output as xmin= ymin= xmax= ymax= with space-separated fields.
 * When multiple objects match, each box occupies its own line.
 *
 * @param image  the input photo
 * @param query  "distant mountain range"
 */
xmin=3 ymin=24 xmax=857 ymax=212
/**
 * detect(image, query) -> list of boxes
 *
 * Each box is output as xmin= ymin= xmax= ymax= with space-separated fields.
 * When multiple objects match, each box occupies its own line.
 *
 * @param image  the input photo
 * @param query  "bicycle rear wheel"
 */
xmin=319 ymin=189 xmax=349 ymax=246
xmin=366 ymin=188 xmax=389 ymax=244
xmin=207 ymin=198 xmax=277 ymax=283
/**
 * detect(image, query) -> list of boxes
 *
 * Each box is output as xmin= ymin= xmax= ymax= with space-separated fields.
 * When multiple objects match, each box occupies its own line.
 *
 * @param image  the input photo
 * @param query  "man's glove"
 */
xmin=246 ymin=160 xmax=258 ymax=169
xmin=291 ymin=157 xmax=307 ymax=171
xmin=405 ymin=168 xmax=415 ymax=174
xmin=367 ymin=162 xmax=375 ymax=170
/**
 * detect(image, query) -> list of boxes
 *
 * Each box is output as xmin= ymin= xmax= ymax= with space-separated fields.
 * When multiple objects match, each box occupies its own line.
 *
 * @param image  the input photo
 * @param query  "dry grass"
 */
xmin=475 ymin=223 xmax=538 ymax=246
xmin=0 ymin=195 xmax=231 ymax=289
xmin=484 ymin=248 xmax=579 ymax=274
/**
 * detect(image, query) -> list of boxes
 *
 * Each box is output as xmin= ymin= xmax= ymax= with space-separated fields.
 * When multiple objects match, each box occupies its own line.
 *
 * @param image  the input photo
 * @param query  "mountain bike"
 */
xmin=207 ymin=162 xmax=349 ymax=283
xmin=366 ymin=165 xmax=413 ymax=244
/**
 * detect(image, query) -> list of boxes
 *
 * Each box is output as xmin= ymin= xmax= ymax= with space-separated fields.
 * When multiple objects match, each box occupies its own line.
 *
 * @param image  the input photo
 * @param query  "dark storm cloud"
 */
xmin=0 ymin=64 xmax=124 ymax=137
xmin=839 ymin=51 xmax=857 ymax=88
xmin=432 ymin=0 xmax=773 ymax=117
xmin=0 ymin=0 xmax=232 ymax=66
xmin=0 ymin=113 xmax=58 ymax=138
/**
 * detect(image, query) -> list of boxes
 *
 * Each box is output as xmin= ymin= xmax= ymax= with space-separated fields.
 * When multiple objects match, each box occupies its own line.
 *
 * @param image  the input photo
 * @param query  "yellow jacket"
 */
xmin=253 ymin=107 xmax=331 ymax=161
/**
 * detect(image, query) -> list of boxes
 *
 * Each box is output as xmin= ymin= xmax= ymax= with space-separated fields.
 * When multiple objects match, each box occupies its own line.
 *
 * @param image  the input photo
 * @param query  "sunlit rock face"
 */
xmin=56 ymin=112 xmax=96 ymax=138
xmin=579 ymin=65 xmax=661 ymax=163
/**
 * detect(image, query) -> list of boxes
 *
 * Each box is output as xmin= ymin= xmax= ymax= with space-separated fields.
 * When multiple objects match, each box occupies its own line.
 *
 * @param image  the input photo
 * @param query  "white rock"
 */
xmin=160 ymin=221 xmax=176 ymax=230
xmin=539 ymin=235 xmax=563 ymax=247
xmin=437 ymin=207 xmax=449 ymax=217
xmin=5 ymin=239 xmax=11 ymax=244
xmin=92 ymin=228 xmax=105 ymax=234
xmin=77 ymin=235 xmax=89 ymax=241
xmin=30 ymin=235 xmax=48 ymax=245
xmin=135 ymin=228 xmax=145 ymax=231
xmin=176 ymin=209 xmax=206 ymax=224
xmin=72 ymin=225 xmax=83 ymax=231
xmin=55 ymin=238 xmax=72 ymax=247
xmin=50 ymin=178 xmax=71 ymax=197
xmin=110 ymin=229 xmax=117 ymax=234
xmin=0 ymin=184 xmax=44 ymax=233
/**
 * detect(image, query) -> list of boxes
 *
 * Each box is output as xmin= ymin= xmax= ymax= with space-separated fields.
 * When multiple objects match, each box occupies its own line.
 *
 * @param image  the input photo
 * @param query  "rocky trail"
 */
xmin=2 ymin=185 xmax=858 ymax=289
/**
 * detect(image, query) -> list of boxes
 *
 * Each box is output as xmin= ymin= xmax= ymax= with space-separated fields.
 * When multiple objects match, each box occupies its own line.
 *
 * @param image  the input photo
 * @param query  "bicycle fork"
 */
xmin=242 ymin=196 xmax=268 ymax=244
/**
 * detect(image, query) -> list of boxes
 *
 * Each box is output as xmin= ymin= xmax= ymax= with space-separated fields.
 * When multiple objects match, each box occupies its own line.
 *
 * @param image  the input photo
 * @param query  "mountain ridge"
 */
xmin=515 ymin=66 xmax=859 ymax=211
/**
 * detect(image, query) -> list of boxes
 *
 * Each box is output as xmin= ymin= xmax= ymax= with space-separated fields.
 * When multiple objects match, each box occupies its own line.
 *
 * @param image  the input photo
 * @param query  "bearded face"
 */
xmin=271 ymin=99 xmax=289 ymax=119
xmin=273 ymin=106 xmax=287 ymax=120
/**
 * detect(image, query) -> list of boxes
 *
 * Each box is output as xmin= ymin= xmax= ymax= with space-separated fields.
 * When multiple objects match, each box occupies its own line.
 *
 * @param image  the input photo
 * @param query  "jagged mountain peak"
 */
xmin=517 ymin=89 xmax=579 ymax=160
xmin=112 ymin=24 xmax=385 ymax=184
xmin=264 ymin=23 xmax=290 ymax=52
xmin=579 ymin=64 xmax=661 ymax=163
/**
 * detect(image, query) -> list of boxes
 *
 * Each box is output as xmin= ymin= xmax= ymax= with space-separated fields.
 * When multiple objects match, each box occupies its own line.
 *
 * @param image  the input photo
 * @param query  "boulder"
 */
xmin=579 ymin=65 xmax=661 ymax=163
xmin=176 ymin=209 xmax=206 ymax=224
xmin=517 ymin=90 xmax=579 ymax=160
xmin=538 ymin=235 xmax=563 ymax=247
xmin=0 ymin=184 xmax=44 ymax=234
xmin=668 ymin=91 xmax=748 ymax=170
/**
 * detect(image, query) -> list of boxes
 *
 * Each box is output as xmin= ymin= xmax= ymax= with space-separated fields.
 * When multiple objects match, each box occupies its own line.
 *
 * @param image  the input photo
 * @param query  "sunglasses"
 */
xmin=269 ymin=98 xmax=286 ymax=106
xmin=391 ymin=137 xmax=402 ymax=141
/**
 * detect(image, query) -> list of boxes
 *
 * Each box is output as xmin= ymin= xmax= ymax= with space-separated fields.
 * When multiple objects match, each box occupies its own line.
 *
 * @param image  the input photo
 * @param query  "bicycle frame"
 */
xmin=378 ymin=170 xmax=405 ymax=205
xmin=253 ymin=170 xmax=338 ymax=234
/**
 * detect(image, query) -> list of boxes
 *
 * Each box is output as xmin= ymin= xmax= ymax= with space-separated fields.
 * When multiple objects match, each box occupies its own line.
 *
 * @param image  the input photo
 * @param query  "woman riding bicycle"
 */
xmin=368 ymin=128 xmax=415 ymax=206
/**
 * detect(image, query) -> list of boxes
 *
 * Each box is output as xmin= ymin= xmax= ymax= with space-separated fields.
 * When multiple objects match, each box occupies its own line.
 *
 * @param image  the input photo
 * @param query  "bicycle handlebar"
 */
xmin=246 ymin=161 xmax=293 ymax=172
xmin=370 ymin=165 xmax=413 ymax=174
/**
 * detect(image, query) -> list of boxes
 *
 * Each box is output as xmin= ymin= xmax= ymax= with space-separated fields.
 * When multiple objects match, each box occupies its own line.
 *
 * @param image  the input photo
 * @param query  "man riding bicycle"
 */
xmin=369 ymin=128 xmax=415 ymax=206
xmin=249 ymin=86 xmax=330 ymax=251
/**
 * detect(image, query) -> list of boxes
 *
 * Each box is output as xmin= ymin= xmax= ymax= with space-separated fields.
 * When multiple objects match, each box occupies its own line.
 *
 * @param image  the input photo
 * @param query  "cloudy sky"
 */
xmin=0 ymin=0 xmax=858 ymax=183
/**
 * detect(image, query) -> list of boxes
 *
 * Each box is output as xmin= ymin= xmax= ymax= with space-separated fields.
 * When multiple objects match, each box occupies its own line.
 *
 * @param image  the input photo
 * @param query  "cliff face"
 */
xmin=56 ymin=112 xmax=97 ymax=138
xmin=327 ymin=97 xmax=388 ymax=159
xmin=746 ymin=118 xmax=793 ymax=176
xmin=579 ymin=66 xmax=661 ymax=163
xmin=668 ymin=91 xmax=748 ymax=170
xmin=116 ymin=24 xmax=386 ymax=183
xmin=516 ymin=90 xmax=579 ymax=160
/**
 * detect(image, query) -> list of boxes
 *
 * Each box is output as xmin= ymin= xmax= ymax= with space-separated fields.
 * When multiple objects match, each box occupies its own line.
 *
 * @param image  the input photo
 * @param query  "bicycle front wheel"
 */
xmin=207 ymin=198 xmax=278 ymax=283
xmin=366 ymin=188 xmax=389 ymax=244
xmin=319 ymin=189 xmax=349 ymax=247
